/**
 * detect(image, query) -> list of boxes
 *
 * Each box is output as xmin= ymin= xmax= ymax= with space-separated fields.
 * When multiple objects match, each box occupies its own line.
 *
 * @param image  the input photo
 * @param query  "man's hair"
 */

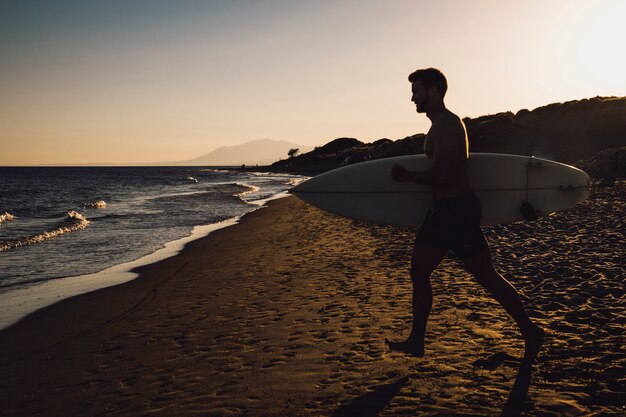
xmin=408 ymin=68 xmax=448 ymax=97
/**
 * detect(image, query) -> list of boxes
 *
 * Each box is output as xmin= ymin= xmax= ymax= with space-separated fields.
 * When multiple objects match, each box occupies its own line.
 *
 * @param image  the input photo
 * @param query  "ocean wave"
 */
xmin=142 ymin=184 xmax=253 ymax=208
xmin=235 ymin=182 xmax=260 ymax=194
xmin=200 ymin=168 xmax=235 ymax=173
xmin=249 ymin=171 xmax=296 ymax=177
xmin=0 ymin=210 xmax=89 ymax=252
xmin=219 ymin=182 xmax=257 ymax=201
xmin=200 ymin=182 xmax=257 ymax=195
xmin=84 ymin=200 xmax=107 ymax=209
xmin=286 ymin=178 xmax=306 ymax=186
xmin=0 ymin=212 xmax=16 ymax=224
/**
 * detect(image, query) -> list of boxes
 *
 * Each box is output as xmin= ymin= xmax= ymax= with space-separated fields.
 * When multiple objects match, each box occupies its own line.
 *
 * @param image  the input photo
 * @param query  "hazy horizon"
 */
xmin=2 ymin=0 xmax=625 ymax=165
xmin=0 ymin=138 xmax=311 ymax=167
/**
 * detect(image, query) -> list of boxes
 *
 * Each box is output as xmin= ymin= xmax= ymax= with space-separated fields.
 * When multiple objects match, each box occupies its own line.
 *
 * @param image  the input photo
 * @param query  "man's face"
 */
xmin=411 ymin=81 xmax=429 ymax=113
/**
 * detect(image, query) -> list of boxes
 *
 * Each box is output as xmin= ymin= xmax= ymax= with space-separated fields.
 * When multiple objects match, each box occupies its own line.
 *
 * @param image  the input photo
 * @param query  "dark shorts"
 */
xmin=414 ymin=191 xmax=489 ymax=260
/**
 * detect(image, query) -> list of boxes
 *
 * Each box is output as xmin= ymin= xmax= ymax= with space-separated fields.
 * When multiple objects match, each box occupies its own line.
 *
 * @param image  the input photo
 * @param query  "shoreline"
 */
xmin=0 ymin=217 xmax=241 ymax=331
xmin=0 ymin=190 xmax=290 ymax=331
xmin=1 ymin=186 xmax=624 ymax=416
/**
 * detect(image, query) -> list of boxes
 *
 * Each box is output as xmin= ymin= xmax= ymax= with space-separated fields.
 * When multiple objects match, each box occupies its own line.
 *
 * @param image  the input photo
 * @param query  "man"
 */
xmin=386 ymin=68 xmax=544 ymax=363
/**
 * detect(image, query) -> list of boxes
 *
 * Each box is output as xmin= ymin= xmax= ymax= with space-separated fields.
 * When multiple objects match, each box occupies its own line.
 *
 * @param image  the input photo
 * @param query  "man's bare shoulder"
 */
xmin=440 ymin=110 xmax=465 ymax=132
xmin=430 ymin=110 xmax=465 ymax=141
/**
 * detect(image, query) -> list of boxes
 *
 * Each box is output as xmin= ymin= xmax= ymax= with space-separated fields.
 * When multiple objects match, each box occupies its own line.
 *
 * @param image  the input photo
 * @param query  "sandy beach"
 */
xmin=0 ymin=182 xmax=624 ymax=416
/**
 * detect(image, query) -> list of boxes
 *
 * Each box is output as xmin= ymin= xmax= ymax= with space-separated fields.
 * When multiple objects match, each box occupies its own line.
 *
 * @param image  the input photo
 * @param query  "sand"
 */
xmin=0 ymin=182 xmax=624 ymax=417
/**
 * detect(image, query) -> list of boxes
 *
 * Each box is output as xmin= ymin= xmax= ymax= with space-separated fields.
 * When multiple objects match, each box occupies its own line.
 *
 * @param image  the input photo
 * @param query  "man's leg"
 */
xmin=463 ymin=249 xmax=544 ymax=363
xmin=386 ymin=244 xmax=446 ymax=356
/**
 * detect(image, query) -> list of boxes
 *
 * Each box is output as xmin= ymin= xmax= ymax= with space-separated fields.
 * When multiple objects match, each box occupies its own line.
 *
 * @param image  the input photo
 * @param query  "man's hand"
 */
xmin=391 ymin=164 xmax=407 ymax=182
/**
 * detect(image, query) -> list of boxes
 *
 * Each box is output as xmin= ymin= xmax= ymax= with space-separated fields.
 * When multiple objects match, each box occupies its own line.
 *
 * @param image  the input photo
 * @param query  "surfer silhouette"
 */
xmin=387 ymin=68 xmax=544 ymax=363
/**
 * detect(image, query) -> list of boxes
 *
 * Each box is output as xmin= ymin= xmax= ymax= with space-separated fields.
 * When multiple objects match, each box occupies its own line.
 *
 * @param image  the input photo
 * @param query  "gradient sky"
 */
xmin=1 ymin=0 xmax=625 ymax=165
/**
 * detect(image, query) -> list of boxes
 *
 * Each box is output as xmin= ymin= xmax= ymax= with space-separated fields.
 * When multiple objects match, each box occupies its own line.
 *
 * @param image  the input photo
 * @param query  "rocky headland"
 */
xmin=272 ymin=96 xmax=626 ymax=178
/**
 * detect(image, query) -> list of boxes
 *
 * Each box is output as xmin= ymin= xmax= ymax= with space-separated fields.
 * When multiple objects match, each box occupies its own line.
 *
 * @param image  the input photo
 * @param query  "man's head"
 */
xmin=408 ymin=68 xmax=447 ymax=113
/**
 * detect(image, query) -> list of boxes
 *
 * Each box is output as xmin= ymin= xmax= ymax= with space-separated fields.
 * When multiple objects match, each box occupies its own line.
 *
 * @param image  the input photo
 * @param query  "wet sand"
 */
xmin=0 ymin=182 xmax=624 ymax=416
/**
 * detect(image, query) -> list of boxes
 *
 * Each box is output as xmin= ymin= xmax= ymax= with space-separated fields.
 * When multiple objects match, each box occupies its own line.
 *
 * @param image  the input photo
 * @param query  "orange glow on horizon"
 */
xmin=1 ymin=0 xmax=624 ymax=165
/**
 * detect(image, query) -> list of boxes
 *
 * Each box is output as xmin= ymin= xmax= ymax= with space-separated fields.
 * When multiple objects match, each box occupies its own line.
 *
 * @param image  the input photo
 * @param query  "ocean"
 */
xmin=0 ymin=166 xmax=304 ymax=328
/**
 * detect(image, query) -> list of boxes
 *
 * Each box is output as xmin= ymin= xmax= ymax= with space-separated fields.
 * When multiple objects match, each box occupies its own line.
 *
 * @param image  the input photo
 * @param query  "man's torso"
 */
xmin=424 ymin=111 xmax=471 ymax=200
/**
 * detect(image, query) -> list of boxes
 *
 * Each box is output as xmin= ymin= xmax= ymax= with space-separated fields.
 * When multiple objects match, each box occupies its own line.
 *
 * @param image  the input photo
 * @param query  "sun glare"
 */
xmin=568 ymin=1 xmax=626 ymax=91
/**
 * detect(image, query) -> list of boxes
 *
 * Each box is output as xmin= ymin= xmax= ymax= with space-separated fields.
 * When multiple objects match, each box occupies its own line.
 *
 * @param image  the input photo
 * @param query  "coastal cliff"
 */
xmin=273 ymin=96 xmax=626 ymax=177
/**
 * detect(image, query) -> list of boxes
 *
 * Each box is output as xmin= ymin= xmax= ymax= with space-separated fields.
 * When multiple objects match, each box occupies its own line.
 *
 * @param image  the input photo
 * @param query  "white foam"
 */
xmin=0 ymin=212 xmax=16 ymax=224
xmin=84 ymin=200 xmax=107 ymax=209
xmin=0 ymin=210 xmax=89 ymax=252
xmin=248 ymin=190 xmax=291 ymax=206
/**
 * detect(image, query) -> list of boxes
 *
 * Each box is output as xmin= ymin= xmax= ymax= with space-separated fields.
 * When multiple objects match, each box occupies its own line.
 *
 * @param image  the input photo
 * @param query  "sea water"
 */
xmin=0 ymin=167 xmax=304 ymax=327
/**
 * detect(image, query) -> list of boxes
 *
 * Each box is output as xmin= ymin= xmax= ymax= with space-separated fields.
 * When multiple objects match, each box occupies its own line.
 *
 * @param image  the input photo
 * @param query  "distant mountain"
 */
xmin=174 ymin=138 xmax=313 ymax=166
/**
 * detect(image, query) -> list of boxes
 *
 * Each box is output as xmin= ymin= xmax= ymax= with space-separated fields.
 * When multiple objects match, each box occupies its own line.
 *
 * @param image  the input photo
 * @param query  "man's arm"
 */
xmin=392 ymin=120 xmax=464 ymax=186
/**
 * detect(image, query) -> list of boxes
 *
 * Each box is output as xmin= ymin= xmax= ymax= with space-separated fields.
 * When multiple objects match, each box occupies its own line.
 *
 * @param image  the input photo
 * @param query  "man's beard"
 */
xmin=416 ymin=96 xmax=429 ymax=113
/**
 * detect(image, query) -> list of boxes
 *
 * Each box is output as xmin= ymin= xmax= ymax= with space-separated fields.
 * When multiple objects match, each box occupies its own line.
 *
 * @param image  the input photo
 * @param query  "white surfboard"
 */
xmin=290 ymin=153 xmax=590 ymax=226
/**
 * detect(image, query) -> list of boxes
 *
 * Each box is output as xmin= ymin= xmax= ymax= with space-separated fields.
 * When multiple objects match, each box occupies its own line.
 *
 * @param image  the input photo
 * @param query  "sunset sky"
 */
xmin=1 ymin=0 xmax=625 ymax=165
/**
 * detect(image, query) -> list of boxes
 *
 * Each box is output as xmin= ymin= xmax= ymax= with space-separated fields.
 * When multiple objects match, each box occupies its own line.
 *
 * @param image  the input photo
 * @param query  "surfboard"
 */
xmin=290 ymin=153 xmax=590 ymax=226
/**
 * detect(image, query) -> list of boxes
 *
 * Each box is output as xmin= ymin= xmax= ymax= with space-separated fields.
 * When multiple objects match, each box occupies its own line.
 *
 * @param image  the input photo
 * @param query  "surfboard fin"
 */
xmin=520 ymin=200 xmax=539 ymax=221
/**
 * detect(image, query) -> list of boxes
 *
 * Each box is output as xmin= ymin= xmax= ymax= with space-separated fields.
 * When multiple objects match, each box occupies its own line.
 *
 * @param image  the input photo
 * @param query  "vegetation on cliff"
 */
xmin=272 ymin=96 xmax=626 ymax=177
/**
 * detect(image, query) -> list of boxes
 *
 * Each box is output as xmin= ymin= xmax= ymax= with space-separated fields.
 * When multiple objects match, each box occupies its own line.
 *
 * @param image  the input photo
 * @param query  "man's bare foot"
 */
xmin=523 ymin=325 xmax=545 ymax=364
xmin=384 ymin=337 xmax=425 ymax=357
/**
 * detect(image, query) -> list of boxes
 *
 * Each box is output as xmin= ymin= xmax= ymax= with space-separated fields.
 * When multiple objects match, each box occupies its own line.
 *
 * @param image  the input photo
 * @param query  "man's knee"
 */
xmin=410 ymin=245 xmax=445 ymax=284
xmin=463 ymin=250 xmax=496 ymax=279
xmin=468 ymin=265 xmax=502 ymax=290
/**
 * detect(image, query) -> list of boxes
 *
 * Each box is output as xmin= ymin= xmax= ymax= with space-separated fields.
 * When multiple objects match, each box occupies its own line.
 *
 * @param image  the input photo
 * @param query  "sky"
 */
xmin=1 ymin=0 xmax=625 ymax=165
